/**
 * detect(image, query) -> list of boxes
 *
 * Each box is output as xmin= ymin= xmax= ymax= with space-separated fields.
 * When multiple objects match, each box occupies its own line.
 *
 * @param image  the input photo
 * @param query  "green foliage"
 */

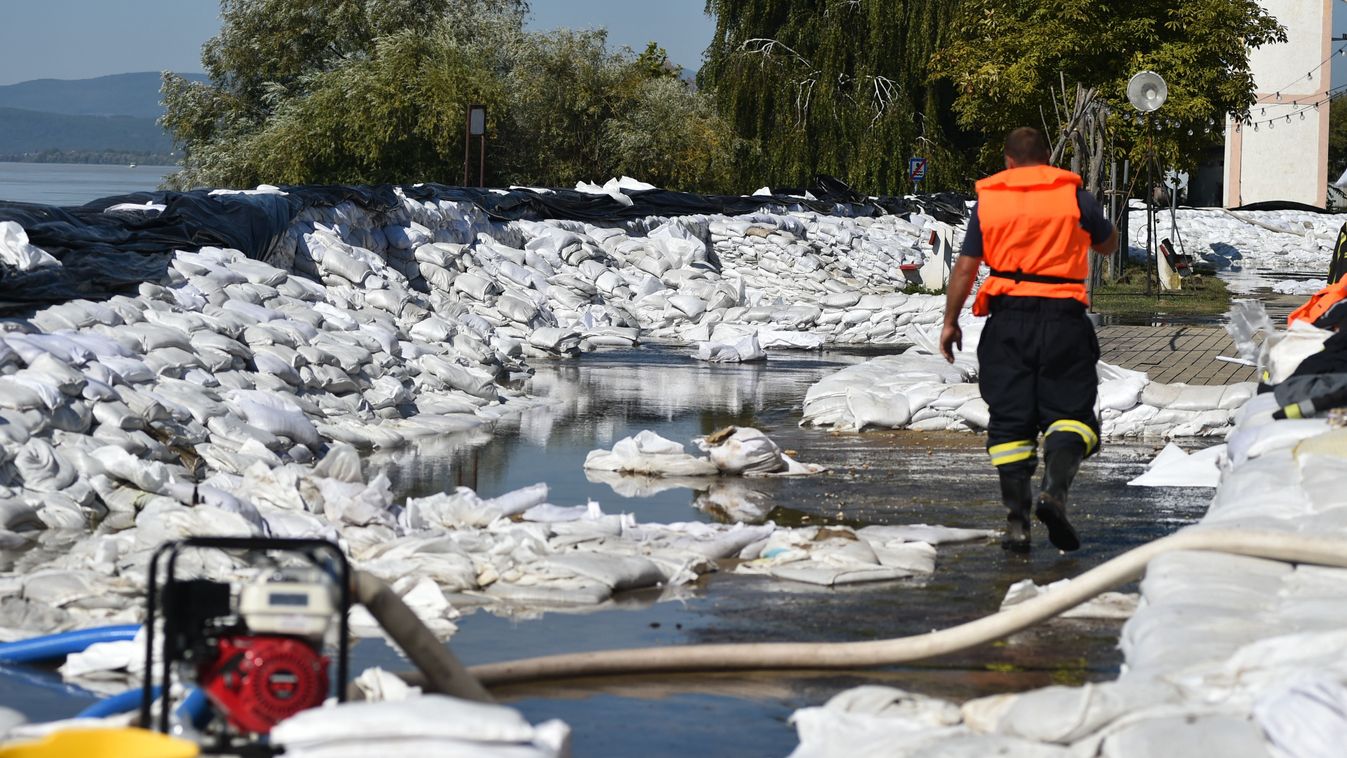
xmin=163 ymin=0 xmax=738 ymax=192
xmin=603 ymin=77 xmax=739 ymax=191
xmin=1330 ymin=97 xmax=1347 ymax=176
xmin=936 ymin=0 xmax=1286 ymax=172
xmin=701 ymin=0 xmax=970 ymax=194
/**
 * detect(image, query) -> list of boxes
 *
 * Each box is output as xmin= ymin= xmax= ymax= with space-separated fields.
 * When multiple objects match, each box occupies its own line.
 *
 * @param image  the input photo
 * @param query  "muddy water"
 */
xmin=360 ymin=348 xmax=1215 ymax=756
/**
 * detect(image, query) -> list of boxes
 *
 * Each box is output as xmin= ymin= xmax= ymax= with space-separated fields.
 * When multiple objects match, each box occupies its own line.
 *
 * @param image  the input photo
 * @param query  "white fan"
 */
xmin=1127 ymin=71 xmax=1168 ymax=113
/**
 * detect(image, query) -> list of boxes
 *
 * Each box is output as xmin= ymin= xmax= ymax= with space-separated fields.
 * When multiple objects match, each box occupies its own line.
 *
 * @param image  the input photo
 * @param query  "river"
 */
xmin=0 ymin=162 xmax=176 ymax=206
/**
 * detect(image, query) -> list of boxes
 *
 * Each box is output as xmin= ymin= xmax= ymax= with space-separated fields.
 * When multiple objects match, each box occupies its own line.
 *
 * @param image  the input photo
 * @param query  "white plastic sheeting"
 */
xmin=1126 ymin=443 xmax=1224 ymax=488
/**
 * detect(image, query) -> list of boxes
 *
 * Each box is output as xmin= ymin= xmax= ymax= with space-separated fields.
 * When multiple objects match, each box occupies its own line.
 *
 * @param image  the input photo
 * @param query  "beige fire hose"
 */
xmin=351 ymin=571 xmax=494 ymax=702
xmin=466 ymin=530 xmax=1347 ymax=687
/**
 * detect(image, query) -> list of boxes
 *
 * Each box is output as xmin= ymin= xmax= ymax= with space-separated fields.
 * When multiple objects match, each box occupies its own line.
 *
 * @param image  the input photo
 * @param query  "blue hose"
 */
xmin=74 ymin=686 xmax=211 ymax=723
xmin=176 ymin=688 xmax=212 ymax=728
xmin=0 ymin=625 xmax=141 ymax=664
xmin=77 ymin=685 xmax=158 ymax=719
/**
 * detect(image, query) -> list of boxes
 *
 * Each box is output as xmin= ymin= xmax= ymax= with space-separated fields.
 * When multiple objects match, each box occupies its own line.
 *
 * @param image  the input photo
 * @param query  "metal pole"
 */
xmin=1120 ymin=159 xmax=1130 ymax=279
xmin=1108 ymin=158 xmax=1118 ymax=281
xmin=462 ymin=109 xmax=471 ymax=187
xmin=1147 ymin=172 xmax=1156 ymax=298
xmin=479 ymin=134 xmax=486 ymax=188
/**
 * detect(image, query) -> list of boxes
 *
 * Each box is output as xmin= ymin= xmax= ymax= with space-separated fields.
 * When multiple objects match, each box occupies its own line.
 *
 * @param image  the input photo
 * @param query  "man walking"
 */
xmin=939 ymin=127 xmax=1118 ymax=552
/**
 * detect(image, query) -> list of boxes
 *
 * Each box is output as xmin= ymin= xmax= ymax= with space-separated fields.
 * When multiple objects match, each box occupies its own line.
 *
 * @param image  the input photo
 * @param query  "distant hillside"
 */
xmin=0 ymin=72 xmax=208 ymax=119
xmin=0 ymin=107 xmax=172 ymax=154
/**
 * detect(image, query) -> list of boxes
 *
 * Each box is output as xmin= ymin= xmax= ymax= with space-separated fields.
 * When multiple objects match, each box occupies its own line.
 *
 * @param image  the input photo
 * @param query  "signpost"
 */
xmin=909 ymin=156 xmax=928 ymax=192
xmin=463 ymin=104 xmax=486 ymax=187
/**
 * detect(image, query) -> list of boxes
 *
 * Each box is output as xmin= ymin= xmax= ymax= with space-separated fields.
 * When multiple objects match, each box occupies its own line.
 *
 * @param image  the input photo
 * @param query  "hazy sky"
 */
xmin=0 ymin=0 xmax=714 ymax=86
xmin=0 ymin=0 xmax=1339 ymax=88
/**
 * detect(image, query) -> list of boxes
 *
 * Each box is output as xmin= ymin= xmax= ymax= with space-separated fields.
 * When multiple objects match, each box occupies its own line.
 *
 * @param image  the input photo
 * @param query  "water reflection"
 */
xmin=373 ymin=347 xmax=873 ymax=524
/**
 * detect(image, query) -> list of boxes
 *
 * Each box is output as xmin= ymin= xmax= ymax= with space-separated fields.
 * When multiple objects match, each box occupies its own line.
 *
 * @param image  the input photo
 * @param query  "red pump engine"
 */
xmin=198 ymin=636 xmax=330 ymax=734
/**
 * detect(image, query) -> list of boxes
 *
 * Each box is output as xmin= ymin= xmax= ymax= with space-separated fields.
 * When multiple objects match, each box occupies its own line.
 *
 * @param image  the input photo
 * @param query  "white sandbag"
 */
xmin=759 ymin=330 xmax=826 ymax=350
xmin=453 ymin=272 xmax=500 ymax=301
xmin=89 ymin=445 xmax=172 ymax=494
xmin=319 ymin=244 xmax=372 ymax=283
xmin=0 ymin=377 xmax=50 ymax=411
xmin=694 ymin=332 xmax=765 ymax=363
xmin=225 ymin=390 xmax=321 ymax=447
xmin=695 ymin=426 xmax=824 ymax=476
xmin=14 ymin=439 xmax=76 ymax=492
xmin=0 ymin=221 xmax=59 ymax=270
xmin=584 ymin=430 xmax=719 ymax=477
xmin=419 ymin=356 xmax=498 ymax=399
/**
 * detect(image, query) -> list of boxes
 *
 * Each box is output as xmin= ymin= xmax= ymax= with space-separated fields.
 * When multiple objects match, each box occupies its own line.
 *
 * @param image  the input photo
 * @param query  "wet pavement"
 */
xmin=0 ymin=347 xmax=1216 ymax=755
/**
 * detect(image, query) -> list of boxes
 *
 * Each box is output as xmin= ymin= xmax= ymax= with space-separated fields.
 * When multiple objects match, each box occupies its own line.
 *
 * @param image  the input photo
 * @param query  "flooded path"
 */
xmin=365 ymin=348 xmax=1217 ymax=755
xmin=0 ymin=347 xmax=1215 ymax=754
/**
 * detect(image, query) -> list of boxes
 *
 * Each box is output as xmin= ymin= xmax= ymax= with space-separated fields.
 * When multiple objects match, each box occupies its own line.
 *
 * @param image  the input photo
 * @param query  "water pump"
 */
xmin=140 ymin=537 xmax=351 ymax=753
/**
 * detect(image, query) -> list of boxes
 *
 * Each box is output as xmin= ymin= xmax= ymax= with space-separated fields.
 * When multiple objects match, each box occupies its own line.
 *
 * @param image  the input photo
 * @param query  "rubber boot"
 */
xmin=1036 ymin=443 xmax=1084 ymax=552
xmin=998 ymin=471 xmax=1033 ymax=552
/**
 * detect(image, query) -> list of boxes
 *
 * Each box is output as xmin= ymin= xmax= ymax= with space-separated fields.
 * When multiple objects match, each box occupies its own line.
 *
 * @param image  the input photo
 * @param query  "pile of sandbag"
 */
xmin=281 ymin=189 xmax=957 ymax=355
xmin=801 ymin=317 xmax=1255 ymax=438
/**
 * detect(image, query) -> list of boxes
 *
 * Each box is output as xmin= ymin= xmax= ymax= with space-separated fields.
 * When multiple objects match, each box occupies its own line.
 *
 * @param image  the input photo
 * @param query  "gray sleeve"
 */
xmin=1076 ymin=189 xmax=1114 ymax=245
xmin=959 ymin=203 xmax=983 ymax=257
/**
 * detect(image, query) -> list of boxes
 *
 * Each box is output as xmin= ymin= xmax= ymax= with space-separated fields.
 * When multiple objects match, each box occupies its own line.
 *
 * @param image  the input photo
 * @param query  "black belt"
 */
xmin=988 ymin=268 xmax=1084 ymax=285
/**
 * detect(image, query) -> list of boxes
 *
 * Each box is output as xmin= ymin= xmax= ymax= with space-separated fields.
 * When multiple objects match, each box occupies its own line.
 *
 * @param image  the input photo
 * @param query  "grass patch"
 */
xmin=1091 ymin=268 xmax=1231 ymax=319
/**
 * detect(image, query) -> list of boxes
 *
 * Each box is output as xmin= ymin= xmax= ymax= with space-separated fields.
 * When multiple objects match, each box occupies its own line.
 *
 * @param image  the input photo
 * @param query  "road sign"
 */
xmin=908 ymin=157 xmax=928 ymax=182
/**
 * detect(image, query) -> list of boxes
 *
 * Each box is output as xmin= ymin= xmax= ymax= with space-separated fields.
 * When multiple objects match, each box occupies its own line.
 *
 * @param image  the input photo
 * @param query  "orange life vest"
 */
xmin=1288 ymin=278 xmax=1347 ymax=327
xmin=970 ymin=165 xmax=1093 ymax=317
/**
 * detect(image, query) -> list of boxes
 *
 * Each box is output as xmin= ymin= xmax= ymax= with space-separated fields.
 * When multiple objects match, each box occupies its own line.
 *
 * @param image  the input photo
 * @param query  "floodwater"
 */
xmin=364 ymin=348 xmax=1214 ymax=755
xmin=0 ymin=347 xmax=1216 ymax=756
xmin=0 ymin=162 xmax=175 ymax=206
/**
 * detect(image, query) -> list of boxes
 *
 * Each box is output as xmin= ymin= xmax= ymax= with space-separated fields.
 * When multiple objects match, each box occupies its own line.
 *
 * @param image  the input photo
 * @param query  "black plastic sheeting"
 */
xmin=1232 ymin=200 xmax=1332 ymax=214
xmin=0 ymin=178 xmax=969 ymax=314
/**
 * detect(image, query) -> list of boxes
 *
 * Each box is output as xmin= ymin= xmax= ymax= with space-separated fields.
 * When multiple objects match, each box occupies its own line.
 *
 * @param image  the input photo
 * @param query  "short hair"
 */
xmin=1004 ymin=127 xmax=1050 ymax=165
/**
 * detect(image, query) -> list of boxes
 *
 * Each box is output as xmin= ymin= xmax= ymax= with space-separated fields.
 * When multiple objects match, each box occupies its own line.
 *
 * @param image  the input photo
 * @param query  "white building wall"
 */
xmin=1224 ymin=0 xmax=1331 ymax=207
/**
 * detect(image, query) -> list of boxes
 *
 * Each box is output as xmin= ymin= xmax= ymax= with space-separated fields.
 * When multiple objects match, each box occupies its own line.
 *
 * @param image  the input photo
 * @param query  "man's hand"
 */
xmin=941 ymin=254 xmax=980 ymax=364
xmin=940 ymin=322 xmax=962 ymax=363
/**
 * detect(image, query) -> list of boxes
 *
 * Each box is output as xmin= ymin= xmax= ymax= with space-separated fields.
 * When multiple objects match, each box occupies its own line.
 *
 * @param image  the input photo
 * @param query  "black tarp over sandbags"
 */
xmin=0 ymin=178 xmax=968 ymax=314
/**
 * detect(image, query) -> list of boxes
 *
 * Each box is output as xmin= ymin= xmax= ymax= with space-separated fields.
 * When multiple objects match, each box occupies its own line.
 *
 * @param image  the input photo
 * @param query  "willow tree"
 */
xmin=701 ymin=0 xmax=969 ymax=194
xmin=936 ymin=0 xmax=1286 ymax=172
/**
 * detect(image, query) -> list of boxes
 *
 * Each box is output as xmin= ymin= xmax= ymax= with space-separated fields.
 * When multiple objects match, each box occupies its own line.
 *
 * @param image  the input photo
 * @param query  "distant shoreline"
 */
xmin=0 ymin=160 xmax=179 ymax=169
xmin=0 ymin=153 xmax=178 ymax=167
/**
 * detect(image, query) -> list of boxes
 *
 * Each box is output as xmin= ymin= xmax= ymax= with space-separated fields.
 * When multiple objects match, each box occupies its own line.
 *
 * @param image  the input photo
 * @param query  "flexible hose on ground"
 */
xmin=468 ymin=530 xmax=1347 ymax=687
xmin=0 ymin=625 xmax=140 ymax=665
xmin=77 ymin=685 xmax=160 ymax=719
xmin=351 ymin=571 xmax=494 ymax=703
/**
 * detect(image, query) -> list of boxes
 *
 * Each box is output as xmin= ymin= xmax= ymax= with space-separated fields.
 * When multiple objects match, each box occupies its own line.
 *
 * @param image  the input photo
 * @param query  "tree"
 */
xmin=936 ymin=0 xmax=1286 ymax=172
xmin=497 ymin=35 xmax=737 ymax=190
xmin=701 ymin=0 xmax=971 ymax=194
xmin=163 ymin=1 xmax=737 ymax=192
xmin=1330 ymin=97 xmax=1347 ymax=178
xmin=162 ymin=0 xmax=525 ymax=188
xmin=603 ymin=77 xmax=740 ymax=191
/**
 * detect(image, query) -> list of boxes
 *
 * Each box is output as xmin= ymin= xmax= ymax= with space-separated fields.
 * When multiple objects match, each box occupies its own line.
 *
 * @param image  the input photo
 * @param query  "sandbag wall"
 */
xmin=786 ymin=393 xmax=1347 ymax=758
xmin=800 ymin=318 xmax=1256 ymax=438
xmin=0 ymin=182 xmax=969 ymax=647
xmin=275 ymin=189 xmax=956 ymax=355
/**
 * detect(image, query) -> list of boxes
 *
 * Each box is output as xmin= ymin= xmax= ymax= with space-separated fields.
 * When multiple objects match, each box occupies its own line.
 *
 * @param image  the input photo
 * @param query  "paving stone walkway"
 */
xmin=1097 ymin=325 xmax=1257 ymax=385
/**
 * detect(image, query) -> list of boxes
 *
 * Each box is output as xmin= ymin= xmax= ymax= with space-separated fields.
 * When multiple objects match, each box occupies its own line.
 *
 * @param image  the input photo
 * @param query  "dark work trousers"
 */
xmin=977 ymin=295 xmax=1101 ymax=477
